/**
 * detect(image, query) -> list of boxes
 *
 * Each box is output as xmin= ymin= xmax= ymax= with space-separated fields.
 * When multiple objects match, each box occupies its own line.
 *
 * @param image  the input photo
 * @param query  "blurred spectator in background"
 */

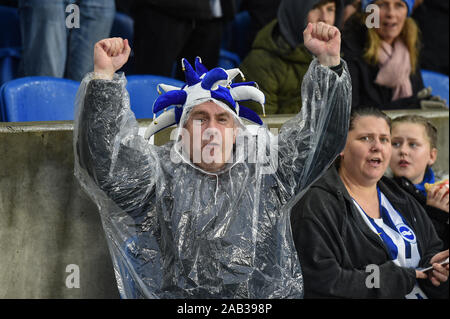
xmin=130 ymin=0 xmax=236 ymax=80
xmin=18 ymin=0 xmax=115 ymax=81
xmin=341 ymin=0 xmax=360 ymax=27
xmin=0 ymin=0 xmax=17 ymax=7
xmin=114 ymin=0 xmax=131 ymax=15
xmin=341 ymin=0 xmax=432 ymax=110
xmin=412 ymin=0 xmax=449 ymax=75
xmin=240 ymin=0 xmax=281 ymax=50
xmin=239 ymin=0 xmax=344 ymax=114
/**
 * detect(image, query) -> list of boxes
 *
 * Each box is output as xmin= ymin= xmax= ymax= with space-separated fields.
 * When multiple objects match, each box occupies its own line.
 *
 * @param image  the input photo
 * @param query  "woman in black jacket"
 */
xmin=290 ymin=107 xmax=449 ymax=298
xmin=341 ymin=0 xmax=425 ymax=109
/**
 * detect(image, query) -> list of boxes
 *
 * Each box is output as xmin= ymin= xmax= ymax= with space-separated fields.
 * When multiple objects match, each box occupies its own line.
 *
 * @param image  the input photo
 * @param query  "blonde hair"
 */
xmin=392 ymin=115 xmax=438 ymax=149
xmin=362 ymin=16 xmax=421 ymax=73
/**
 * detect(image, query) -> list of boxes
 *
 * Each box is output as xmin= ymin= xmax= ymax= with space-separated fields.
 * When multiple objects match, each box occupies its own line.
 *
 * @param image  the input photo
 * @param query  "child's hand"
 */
xmin=426 ymin=180 xmax=449 ymax=212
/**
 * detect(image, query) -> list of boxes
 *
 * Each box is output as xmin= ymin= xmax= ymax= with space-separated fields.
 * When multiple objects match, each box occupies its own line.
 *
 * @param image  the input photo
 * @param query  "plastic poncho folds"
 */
xmin=74 ymin=58 xmax=352 ymax=299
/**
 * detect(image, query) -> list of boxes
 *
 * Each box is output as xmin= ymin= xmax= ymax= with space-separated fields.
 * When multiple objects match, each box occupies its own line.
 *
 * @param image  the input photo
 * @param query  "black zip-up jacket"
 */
xmin=290 ymin=163 xmax=449 ymax=299
xmin=392 ymin=176 xmax=449 ymax=251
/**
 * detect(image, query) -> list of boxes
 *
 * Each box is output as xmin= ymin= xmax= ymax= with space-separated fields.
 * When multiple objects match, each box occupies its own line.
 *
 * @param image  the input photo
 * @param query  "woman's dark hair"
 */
xmin=335 ymin=106 xmax=391 ymax=167
xmin=349 ymin=106 xmax=392 ymax=131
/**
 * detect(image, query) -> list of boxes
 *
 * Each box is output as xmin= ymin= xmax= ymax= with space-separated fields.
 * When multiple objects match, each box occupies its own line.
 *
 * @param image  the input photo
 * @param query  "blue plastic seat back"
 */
xmin=126 ymin=75 xmax=184 ymax=119
xmin=218 ymin=49 xmax=241 ymax=69
xmin=421 ymin=69 xmax=449 ymax=106
xmin=1 ymin=77 xmax=80 ymax=122
xmin=0 ymin=48 xmax=21 ymax=87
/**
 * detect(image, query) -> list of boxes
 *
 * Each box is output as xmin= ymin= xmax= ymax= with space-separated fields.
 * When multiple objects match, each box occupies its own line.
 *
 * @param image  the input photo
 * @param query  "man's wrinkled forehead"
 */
xmin=187 ymin=102 xmax=234 ymax=121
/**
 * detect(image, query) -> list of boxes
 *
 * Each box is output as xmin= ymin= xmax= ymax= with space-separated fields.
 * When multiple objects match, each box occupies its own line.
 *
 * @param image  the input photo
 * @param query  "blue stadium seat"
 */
xmin=126 ymin=75 xmax=184 ymax=119
xmin=421 ymin=69 xmax=449 ymax=106
xmin=110 ymin=12 xmax=134 ymax=75
xmin=0 ymin=77 xmax=80 ymax=122
xmin=0 ymin=5 xmax=22 ymax=86
xmin=218 ymin=49 xmax=241 ymax=69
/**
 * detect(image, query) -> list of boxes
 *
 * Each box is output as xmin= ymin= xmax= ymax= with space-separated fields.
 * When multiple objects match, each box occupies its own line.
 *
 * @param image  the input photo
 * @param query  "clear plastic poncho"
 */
xmin=73 ymin=59 xmax=351 ymax=298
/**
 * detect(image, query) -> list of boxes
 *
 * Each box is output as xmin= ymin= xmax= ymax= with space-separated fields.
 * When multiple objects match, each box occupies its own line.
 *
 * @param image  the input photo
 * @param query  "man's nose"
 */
xmin=203 ymin=126 xmax=221 ymax=142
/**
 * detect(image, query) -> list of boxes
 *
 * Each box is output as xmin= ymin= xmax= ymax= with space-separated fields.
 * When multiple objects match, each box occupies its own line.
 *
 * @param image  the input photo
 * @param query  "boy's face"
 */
xmin=390 ymin=122 xmax=437 ymax=184
xmin=182 ymin=101 xmax=237 ymax=172
xmin=307 ymin=1 xmax=336 ymax=26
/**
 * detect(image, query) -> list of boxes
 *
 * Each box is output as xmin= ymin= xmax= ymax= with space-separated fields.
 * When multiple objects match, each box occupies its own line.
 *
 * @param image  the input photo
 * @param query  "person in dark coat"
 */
xmin=240 ymin=0 xmax=281 ymax=48
xmin=412 ymin=0 xmax=449 ymax=75
xmin=291 ymin=107 xmax=449 ymax=299
xmin=342 ymin=0 xmax=426 ymax=110
xmin=239 ymin=0 xmax=345 ymax=114
xmin=130 ymin=0 xmax=236 ymax=80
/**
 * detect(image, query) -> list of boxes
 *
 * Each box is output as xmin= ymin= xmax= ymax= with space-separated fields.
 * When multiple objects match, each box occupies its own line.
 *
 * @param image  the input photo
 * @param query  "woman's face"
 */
xmin=340 ymin=116 xmax=392 ymax=186
xmin=374 ymin=0 xmax=408 ymax=45
xmin=389 ymin=122 xmax=437 ymax=184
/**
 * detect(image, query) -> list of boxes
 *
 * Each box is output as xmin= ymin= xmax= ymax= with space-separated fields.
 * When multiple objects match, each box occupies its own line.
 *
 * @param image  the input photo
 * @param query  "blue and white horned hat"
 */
xmin=144 ymin=57 xmax=266 ymax=140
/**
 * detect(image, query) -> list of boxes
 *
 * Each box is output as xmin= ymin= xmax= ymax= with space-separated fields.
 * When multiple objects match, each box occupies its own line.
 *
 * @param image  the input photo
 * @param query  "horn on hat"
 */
xmin=153 ymin=90 xmax=187 ymax=115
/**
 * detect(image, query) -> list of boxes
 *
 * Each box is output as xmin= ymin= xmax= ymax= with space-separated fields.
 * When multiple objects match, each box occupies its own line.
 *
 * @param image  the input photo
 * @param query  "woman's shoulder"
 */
xmin=379 ymin=176 xmax=430 ymax=221
xmin=292 ymin=167 xmax=345 ymax=219
xmin=379 ymin=176 xmax=415 ymax=199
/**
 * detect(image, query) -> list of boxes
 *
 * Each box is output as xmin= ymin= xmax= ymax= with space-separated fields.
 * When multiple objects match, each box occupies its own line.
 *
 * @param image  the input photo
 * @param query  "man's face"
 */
xmin=307 ymin=1 xmax=336 ymax=26
xmin=182 ymin=101 xmax=237 ymax=172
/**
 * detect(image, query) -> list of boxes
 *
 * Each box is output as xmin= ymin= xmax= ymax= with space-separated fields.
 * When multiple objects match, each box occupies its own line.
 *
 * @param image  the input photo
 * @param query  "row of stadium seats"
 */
xmin=1 ymin=68 xmax=447 ymax=122
xmin=0 ymin=75 xmax=184 ymax=122
xmin=0 ymin=5 xmax=447 ymax=123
